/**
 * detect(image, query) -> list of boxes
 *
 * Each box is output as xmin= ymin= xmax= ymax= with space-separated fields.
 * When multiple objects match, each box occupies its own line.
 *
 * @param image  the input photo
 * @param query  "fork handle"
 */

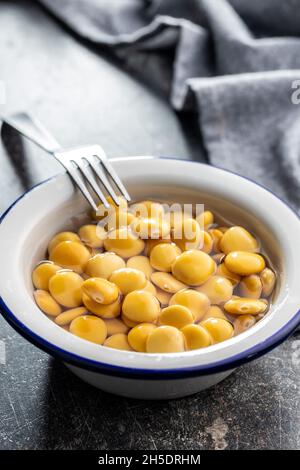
xmin=1 ymin=112 xmax=61 ymax=154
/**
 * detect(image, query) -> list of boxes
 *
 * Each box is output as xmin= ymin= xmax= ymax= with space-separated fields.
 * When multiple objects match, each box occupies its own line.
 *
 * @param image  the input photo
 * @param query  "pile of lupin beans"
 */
xmin=32 ymin=197 xmax=276 ymax=353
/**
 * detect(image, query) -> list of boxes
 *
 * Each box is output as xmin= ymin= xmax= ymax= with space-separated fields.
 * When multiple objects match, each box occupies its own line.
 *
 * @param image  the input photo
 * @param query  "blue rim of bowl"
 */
xmin=0 ymin=158 xmax=300 ymax=380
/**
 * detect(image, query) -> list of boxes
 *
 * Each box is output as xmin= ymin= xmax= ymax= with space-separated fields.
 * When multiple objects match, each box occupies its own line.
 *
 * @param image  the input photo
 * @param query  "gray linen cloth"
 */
xmin=38 ymin=0 xmax=300 ymax=212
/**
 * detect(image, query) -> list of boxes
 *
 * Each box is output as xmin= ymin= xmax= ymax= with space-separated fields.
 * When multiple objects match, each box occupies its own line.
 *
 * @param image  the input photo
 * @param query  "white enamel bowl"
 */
xmin=1 ymin=157 xmax=300 ymax=399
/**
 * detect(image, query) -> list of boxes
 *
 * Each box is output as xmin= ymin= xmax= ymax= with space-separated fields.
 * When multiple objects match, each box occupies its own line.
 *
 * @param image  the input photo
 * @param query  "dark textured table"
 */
xmin=0 ymin=0 xmax=299 ymax=451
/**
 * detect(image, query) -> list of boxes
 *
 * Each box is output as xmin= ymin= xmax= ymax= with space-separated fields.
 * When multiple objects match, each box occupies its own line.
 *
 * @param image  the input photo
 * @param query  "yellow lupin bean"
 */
xmin=218 ymin=226 xmax=230 ymax=233
xmin=121 ymin=314 xmax=139 ymax=328
xmin=172 ymin=250 xmax=216 ymax=286
xmin=144 ymin=237 xmax=172 ymax=256
xmin=196 ymin=275 xmax=233 ymax=305
xmin=49 ymin=271 xmax=83 ymax=308
xmin=122 ymin=290 xmax=160 ymax=323
xmin=160 ymin=305 xmax=194 ymax=329
xmin=32 ymin=261 xmax=61 ymax=290
xmin=155 ymin=288 xmax=172 ymax=305
xmin=55 ymin=307 xmax=88 ymax=326
xmin=82 ymin=293 xmax=121 ymax=318
xmin=146 ymin=326 xmax=185 ymax=353
xmin=169 ymin=210 xmax=191 ymax=229
xmin=216 ymin=262 xmax=241 ymax=286
xmin=133 ymin=217 xmax=170 ymax=239
xmin=48 ymin=231 xmax=80 ymax=254
xmin=105 ymin=210 xmax=136 ymax=231
xmin=219 ymin=226 xmax=259 ymax=254
xmin=34 ymin=290 xmax=62 ymax=316
xmin=70 ymin=315 xmax=107 ymax=344
xmin=35 ymin=205 xmax=277 ymax=350
xmin=201 ymin=305 xmax=228 ymax=321
xmin=260 ymin=268 xmax=276 ymax=297
xmin=109 ymin=268 xmax=147 ymax=295
xmin=142 ymin=281 xmax=157 ymax=296
xmin=130 ymin=200 xmax=164 ymax=219
xmin=234 ymin=315 xmax=256 ymax=336
xmin=104 ymin=318 xmax=129 ymax=336
xmin=78 ymin=224 xmax=106 ymax=248
xmin=170 ymin=210 xmax=191 ymax=228
xmin=196 ymin=210 xmax=214 ymax=229
xmin=126 ymin=255 xmax=153 ymax=279
xmin=239 ymin=274 xmax=262 ymax=299
xmin=200 ymin=318 xmax=234 ymax=343
xmin=172 ymin=218 xmax=202 ymax=251
xmin=49 ymin=241 xmax=90 ymax=273
xmin=225 ymin=251 xmax=265 ymax=276
xmin=106 ymin=195 xmax=128 ymax=209
xmin=181 ymin=324 xmax=212 ymax=350
xmin=201 ymin=231 xmax=214 ymax=254
xmin=93 ymin=196 xmax=128 ymax=221
xmin=169 ymin=289 xmax=210 ymax=322
xmin=224 ymin=297 xmax=268 ymax=315
xmin=104 ymin=333 xmax=133 ymax=351
xmin=82 ymin=277 xmax=119 ymax=305
xmin=128 ymin=323 xmax=157 ymax=352
xmin=208 ymin=229 xmax=223 ymax=253
xmin=85 ymin=252 xmax=125 ymax=279
xmin=104 ymin=227 xmax=145 ymax=258
xmin=151 ymin=272 xmax=187 ymax=294
xmin=150 ymin=243 xmax=181 ymax=272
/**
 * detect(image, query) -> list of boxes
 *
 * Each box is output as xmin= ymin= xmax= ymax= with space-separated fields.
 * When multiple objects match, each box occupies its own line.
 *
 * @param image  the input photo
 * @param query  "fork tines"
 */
xmin=55 ymin=145 xmax=130 ymax=211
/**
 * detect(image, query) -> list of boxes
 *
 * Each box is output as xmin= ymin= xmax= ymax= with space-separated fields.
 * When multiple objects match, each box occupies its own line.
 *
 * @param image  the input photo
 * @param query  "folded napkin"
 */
xmin=38 ymin=0 xmax=300 ymax=212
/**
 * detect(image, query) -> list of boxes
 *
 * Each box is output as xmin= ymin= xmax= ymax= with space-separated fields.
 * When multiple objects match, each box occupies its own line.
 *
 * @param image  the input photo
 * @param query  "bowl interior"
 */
xmin=1 ymin=157 xmax=299 ymax=372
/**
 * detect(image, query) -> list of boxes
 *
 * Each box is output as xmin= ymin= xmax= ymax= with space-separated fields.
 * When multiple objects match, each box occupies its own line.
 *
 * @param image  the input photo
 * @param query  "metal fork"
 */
xmin=0 ymin=112 xmax=131 ymax=210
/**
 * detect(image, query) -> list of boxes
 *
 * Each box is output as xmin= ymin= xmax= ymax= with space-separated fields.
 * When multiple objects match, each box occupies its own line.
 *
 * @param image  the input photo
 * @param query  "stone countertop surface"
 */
xmin=0 ymin=0 xmax=299 ymax=451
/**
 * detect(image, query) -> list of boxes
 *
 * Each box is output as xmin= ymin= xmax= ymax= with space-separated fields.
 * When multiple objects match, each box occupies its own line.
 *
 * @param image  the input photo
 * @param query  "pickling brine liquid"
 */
xmin=31 ymin=197 xmax=277 ymax=353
